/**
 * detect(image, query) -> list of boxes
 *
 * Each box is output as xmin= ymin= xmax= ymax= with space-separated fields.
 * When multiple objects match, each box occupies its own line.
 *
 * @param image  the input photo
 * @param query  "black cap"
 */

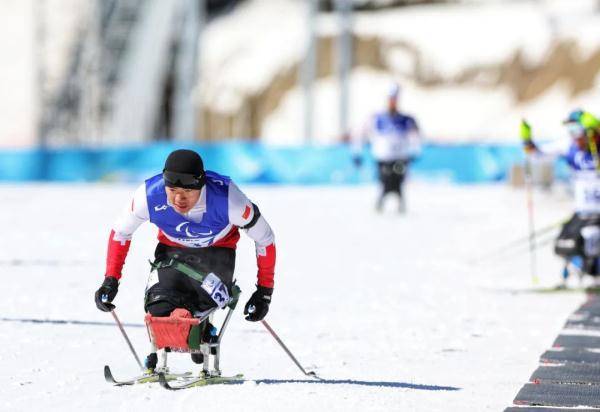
xmin=163 ymin=149 xmax=205 ymax=189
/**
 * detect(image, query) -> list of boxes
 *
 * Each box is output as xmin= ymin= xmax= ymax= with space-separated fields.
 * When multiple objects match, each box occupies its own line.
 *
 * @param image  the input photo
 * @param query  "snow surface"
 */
xmin=0 ymin=181 xmax=589 ymax=411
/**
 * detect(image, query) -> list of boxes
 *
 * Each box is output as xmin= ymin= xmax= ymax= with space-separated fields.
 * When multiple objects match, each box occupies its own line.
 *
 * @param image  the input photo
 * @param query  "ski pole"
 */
xmin=484 ymin=230 xmax=557 ymax=262
xmin=496 ymin=231 xmax=557 ymax=260
xmin=524 ymin=154 xmax=539 ymax=284
xmin=470 ymin=219 xmax=563 ymax=264
xmin=103 ymin=300 xmax=144 ymax=372
xmin=259 ymin=319 xmax=323 ymax=381
xmin=520 ymin=120 xmax=539 ymax=284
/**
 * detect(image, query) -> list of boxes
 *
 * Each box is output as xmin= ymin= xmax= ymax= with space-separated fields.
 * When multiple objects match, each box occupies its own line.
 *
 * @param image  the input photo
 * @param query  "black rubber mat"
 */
xmin=579 ymin=300 xmax=600 ymax=315
xmin=506 ymin=296 xmax=600 ymax=410
xmin=505 ymin=408 xmax=600 ymax=411
xmin=576 ymin=308 xmax=600 ymax=318
xmin=565 ymin=320 xmax=600 ymax=330
xmin=514 ymin=382 xmax=600 ymax=407
xmin=581 ymin=295 xmax=600 ymax=305
xmin=505 ymin=407 xmax=600 ymax=412
xmin=553 ymin=334 xmax=600 ymax=348
xmin=530 ymin=363 xmax=600 ymax=384
xmin=570 ymin=311 xmax=600 ymax=321
xmin=540 ymin=348 xmax=600 ymax=364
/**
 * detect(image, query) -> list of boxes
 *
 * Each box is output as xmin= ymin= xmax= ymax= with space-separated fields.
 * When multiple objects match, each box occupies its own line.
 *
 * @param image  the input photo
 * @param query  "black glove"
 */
xmin=243 ymin=286 xmax=273 ymax=322
xmin=94 ymin=276 xmax=119 ymax=312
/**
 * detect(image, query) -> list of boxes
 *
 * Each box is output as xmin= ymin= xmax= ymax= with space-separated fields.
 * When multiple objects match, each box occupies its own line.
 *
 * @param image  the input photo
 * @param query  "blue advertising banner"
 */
xmin=0 ymin=141 xmax=556 ymax=184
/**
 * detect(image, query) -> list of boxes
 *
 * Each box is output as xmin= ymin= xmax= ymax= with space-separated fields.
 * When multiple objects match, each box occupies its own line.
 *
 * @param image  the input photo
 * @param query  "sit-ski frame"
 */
xmin=147 ymin=304 xmax=236 ymax=378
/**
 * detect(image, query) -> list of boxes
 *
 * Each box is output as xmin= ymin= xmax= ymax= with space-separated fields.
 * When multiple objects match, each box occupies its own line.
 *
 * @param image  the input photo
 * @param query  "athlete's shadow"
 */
xmin=0 ymin=317 xmax=146 ymax=328
xmin=252 ymin=378 xmax=460 ymax=391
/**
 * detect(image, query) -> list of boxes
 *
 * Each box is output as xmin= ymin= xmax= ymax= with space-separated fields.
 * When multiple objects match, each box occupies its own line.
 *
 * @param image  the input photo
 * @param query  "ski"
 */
xmin=104 ymin=365 xmax=192 ymax=386
xmin=158 ymin=372 xmax=244 ymax=390
xmin=503 ymin=285 xmax=600 ymax=295
xmin=529 ymin=285 xmax=600 ymax=294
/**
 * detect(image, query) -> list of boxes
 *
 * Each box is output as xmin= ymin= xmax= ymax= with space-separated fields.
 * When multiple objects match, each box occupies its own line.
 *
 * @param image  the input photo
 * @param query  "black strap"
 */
xmin=240 ymin=203 xmax=261 ymax=230
xmin=149 ymin=257 xmax=241 ymax=309
xmin=150 ymin=258 xmax=208 ymax=283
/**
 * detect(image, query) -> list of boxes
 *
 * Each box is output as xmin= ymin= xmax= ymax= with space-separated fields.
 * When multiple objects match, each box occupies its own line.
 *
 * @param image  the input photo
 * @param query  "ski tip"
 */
xmin=104 ymin=365 xmax=115 ymax=383
xmin=157 ymin=372 xmax=174 ymax=390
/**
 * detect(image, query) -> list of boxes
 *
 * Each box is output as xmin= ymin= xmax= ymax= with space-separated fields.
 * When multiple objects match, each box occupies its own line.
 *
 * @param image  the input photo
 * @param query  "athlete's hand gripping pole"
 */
xmin=102 ymin=296 xmax=144 ymax=372
xmin=520 ymin=120 xmax=539 ymax=284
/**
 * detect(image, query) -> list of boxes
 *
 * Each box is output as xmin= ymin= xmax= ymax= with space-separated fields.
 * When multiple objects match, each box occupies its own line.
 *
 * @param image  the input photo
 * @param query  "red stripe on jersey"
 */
xmin=157 ymin=226 xmax=241 ymax=250
xmin=157 ymin=231 xmax=184 ymax=247
xmin=213 ymin=227 xmax=240 ymax=248
xmin=242 ymin=205 xmax=251 ymax=220
xmin=257 ymin=243 xmax=276 ymax=288
xmin=105 ymin=230 xmax=131 ymax=280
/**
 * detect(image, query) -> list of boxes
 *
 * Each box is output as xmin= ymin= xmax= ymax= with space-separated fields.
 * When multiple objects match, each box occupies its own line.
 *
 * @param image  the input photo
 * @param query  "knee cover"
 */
xmin=146 ymin=300 xmax=176 ymax=317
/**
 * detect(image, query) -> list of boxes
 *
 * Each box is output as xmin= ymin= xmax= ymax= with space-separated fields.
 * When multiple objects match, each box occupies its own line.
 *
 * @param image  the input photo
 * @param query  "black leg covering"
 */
xmin=144 ymin=244 xmax=237 ymax=315
xmin=146 ymin=300 xmax=177 ymax=317
xmin=378 ymin=160 xmax=407 ymax=195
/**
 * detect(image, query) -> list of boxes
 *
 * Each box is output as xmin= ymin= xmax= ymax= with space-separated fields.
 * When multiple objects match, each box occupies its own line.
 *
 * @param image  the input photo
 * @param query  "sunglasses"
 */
xmin=163 ymin=171 xmax=204 ymax=187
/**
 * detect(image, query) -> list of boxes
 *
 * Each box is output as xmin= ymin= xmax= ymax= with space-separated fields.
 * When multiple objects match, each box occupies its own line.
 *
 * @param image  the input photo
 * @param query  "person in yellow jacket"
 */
xmin=521 ymin=110 xmax=600 ymax=285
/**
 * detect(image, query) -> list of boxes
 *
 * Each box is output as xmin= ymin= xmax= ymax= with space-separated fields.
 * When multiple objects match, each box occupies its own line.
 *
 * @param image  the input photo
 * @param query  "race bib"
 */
xmin=574 ymin=173 xmax=600 ymax=214
xmin=201 ymin=273 xmax=230 ymax=308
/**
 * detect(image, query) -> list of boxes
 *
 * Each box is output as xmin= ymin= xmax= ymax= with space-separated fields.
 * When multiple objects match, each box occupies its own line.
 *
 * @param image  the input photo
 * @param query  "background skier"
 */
xmin=522 ymin=110 xmax=600 ymax=284
xmin=352 ymin=83 xmax=422 ymax=213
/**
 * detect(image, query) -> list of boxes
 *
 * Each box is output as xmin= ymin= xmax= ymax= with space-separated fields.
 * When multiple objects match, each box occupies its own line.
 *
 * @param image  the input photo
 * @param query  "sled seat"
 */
xmin=145 ymin=308 xmax=202 ymax=352
xmin=145 ymin=304 xmax=236 ymax=376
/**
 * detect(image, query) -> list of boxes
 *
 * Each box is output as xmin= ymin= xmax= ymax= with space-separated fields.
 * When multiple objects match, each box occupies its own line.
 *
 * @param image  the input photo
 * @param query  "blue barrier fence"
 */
xmin=0 ymin=141 xmax=561 ymax=184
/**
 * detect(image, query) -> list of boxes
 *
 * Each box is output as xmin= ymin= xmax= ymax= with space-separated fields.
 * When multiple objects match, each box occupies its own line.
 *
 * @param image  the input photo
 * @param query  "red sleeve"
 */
xmin=105 ymin=230 xmax=131 ymax=280
xmin=256 ymin=243 xmax=276 ymax=288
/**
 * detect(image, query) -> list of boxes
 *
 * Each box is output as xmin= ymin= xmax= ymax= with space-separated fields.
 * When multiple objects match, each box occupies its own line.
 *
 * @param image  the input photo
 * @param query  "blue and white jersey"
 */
xmin=564 ymin=144 xmax=600 ymax=214
xmin=565 ymin=144 xmax=597 ymax=171
xmin=145 ymin=171 xmax=231 ymax=247
xmin=365 ymin=112 xmax=421 ymax=162
xmin=109 ymin=171 xmax=275 ymax=250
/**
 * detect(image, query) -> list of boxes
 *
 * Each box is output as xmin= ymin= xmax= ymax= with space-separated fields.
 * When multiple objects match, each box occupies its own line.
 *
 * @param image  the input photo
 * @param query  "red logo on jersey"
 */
xmin=242 ymin=205 xmax=251 ymax=220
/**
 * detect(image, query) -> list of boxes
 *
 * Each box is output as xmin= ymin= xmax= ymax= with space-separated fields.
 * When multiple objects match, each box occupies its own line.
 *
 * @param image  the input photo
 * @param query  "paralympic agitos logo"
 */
xmin=175 ymin=222 xmax=214 ymax=239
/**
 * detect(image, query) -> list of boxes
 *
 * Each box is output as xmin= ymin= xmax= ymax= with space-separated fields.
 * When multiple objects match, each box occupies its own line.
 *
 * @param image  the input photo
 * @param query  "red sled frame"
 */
xmin=144 ymin=305 xmax=236 ymax=378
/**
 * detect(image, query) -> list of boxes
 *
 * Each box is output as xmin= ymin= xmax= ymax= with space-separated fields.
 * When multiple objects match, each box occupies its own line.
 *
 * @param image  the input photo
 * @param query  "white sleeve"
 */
xmin=111 ymin=184 xmax=149 ymax=241
xmin=246 ymin=216 xmax=275 ymax=248
xmin=407 ymin=130 xmax=422 ymax=157
xmin=228 ymin=182 xmax=275 ymax=247
xmin=537 ymin=136 xmax=571 ymax=157
xmin=351 ymin=115 xmax=373 ymax=155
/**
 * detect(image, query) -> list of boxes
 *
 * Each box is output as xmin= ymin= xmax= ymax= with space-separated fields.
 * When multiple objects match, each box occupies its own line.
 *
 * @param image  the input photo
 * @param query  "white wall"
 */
xmin=0 ymin=0 xmax=37 ymax=148
xmin=0 ymin=0 xmax=88 ymax=149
